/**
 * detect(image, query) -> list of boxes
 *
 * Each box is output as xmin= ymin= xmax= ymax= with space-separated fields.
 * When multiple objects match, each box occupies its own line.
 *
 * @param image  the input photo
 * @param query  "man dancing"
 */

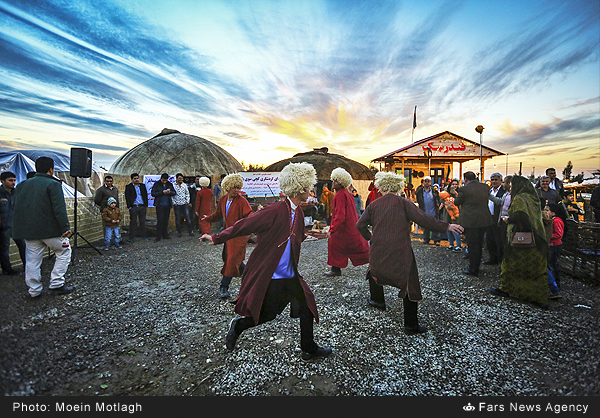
xmin=324 ymin=167 xmax=370 ymax=277
xmin=201 ymin=162 xmax=332 ymax=362
xmin=201 ymin=173 xmax=252 ymax=299
xmin=357 ymin=171 xmax=464 ymax=334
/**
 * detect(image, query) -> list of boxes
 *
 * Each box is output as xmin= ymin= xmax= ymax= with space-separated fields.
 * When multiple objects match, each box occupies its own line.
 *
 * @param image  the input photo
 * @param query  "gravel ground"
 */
xmin=1 ymin=229 xmax=599 ymax=397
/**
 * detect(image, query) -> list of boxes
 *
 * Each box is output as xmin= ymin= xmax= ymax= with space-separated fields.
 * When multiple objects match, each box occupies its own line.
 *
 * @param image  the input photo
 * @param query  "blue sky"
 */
xmin=0 ymin=0 xmax=598 ymax=177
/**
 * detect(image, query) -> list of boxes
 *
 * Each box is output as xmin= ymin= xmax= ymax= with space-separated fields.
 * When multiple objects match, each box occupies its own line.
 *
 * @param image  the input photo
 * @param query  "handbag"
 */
xmin=510 ymin=231 xmax=536 ymax=248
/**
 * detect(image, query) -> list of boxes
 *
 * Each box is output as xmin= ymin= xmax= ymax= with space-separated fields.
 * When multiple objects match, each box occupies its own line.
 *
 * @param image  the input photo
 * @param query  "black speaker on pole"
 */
xmin=70 ymin=147 xmax=92 ymax=178
xmin=69 ymin=147 xmax=102 ymax=254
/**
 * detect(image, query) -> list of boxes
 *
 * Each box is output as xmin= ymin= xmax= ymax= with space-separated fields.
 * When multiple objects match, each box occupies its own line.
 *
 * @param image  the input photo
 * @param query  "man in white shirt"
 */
xmin=485 ymin=173 xmax=506 ymax=265
xmin=172 ymin=173 xmax=194 ymax=237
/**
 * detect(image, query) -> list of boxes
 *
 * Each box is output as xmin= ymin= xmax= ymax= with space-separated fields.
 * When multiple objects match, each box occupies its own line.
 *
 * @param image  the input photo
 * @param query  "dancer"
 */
xmin=201 ymin=162 xmax=332 ymax=361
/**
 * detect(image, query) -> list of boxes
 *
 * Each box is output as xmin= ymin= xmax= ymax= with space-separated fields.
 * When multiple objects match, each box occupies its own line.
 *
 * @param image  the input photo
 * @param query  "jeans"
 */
xmin=0 ymin=227 xmax=26 ymax=271
xmin=447 ymin=230 xmax=462 ymax=248
xmin=548 ymin=268 xmax=560 ymax=294
xmin=104 ymin=227 xmax=121 ymax=247
xmin=174 ymin=204 xmax=193 ymax=234
xmin=549 ymin=244 xmax=563 ymax=288
xmin=25 ymin=237 xmax=71 ymax=297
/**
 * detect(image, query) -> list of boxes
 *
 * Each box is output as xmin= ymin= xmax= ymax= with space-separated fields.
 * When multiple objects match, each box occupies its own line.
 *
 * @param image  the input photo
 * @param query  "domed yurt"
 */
xmin=265 ymin=147 xmax=375 ymax=209
xmin=109 ymin=129 xmax=243 ymax=187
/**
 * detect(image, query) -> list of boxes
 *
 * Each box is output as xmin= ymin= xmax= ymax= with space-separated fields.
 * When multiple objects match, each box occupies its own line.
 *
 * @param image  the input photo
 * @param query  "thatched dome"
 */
xmin=109 ymin=129 xmax=243 ymax=177
xmin=264 ymin=147 xmax=374 ymax=181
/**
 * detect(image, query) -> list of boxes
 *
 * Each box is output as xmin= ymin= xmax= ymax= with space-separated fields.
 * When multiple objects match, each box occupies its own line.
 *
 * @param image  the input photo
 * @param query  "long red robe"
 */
xmin=205 ymin=195 xmax=253 ymax=277
xmin=327 ymin=188 xmax=370 ymax=268
xmin=212 ymin=200 xmax=318 ymax=325
xmin=195 ymin=187 xmax=213 ymax=234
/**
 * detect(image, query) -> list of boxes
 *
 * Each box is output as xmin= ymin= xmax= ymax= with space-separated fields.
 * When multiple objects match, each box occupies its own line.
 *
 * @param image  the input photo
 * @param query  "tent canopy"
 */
xmin=0 ymin=150 xmax=103 ymax=197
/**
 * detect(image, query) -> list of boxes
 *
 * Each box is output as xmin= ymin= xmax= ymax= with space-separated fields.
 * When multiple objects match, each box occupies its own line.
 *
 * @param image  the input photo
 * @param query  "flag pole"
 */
xmin=411 ymin=105 xmax=417 ymax=143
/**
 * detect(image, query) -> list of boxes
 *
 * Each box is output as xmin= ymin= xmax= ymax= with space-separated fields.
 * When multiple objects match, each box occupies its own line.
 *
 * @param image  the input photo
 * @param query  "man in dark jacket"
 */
xmin=454 ymin=171 xmax=494 ymax=277
xmin=0 ymin=172 xmax=26 ymax=274
xmin=151 ymin=173 xmax=176 ymax=242
xmin=124 ymin=173 xmax=149 ymax=241
xmin=94 ymin=175 xmax=119 ymax=209
xmin=415 ymin=176 xmax=442 ymax=245
xmin=13 ymin=157 xmax=73 ymax=298
xmin=485 ymin=172 xmax=506 ymax=265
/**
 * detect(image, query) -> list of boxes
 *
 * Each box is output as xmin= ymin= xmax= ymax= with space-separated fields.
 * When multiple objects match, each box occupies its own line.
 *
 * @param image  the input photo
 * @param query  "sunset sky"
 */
xmin=1 ymin=0 xmax=598 ymax=178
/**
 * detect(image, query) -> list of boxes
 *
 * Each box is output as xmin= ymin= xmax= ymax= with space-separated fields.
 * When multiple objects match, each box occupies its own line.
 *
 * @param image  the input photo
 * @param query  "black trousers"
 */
xmin=155 ymin=205 xmax=171 ymax=239
xmin=0 ymin=228 xmax=26 ymax=271
xmin=464 ymin=227 xmax=486 ymax=273
xmin=367 ymin=272 xmax=419 ymax=328
xmin=233 ymin=277 xmax=319 ymax=354
xmin=128 ymin=206 xmax=147 ymax=239
xmin=485 ymin=223 xmax=503 ymax=263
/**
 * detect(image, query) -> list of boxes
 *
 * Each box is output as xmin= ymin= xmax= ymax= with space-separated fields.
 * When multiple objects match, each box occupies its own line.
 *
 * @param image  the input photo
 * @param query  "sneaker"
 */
xmin=100 ymin=245 xmax=110 ymax=251
xmin=549 ymin=292 xmax=562 ymax=299
xmin=452 ymin=247 xmax=463 ymax=253
xmin=301 ymin=346 xmax=333 ymax=362
xmin=116 ymin=244 xmax=123 ymax=249
xmin=447 ymin=246 xmax=454 ymax=251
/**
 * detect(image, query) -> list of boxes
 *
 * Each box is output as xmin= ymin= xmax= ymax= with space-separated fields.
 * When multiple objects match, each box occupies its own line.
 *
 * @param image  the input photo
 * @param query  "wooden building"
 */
xmin=371 ymin=131 xmax=504 ymax=187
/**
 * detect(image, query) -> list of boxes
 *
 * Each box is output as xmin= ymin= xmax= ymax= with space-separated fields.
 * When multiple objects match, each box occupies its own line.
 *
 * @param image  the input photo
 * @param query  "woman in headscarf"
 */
xmin=488 ymin=175 xmax=549 ymax=309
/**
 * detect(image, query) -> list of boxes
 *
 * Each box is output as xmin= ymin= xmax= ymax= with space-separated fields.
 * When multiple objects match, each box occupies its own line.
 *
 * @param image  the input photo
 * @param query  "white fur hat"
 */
xmin=198 ymin=176 xmax=210 ymax=187
xmin=221 ymin=173 xmax=244 ymax=193
xmin=279 ymin=162 xmax=317 ymax=197
xmin=330 ymin=167 xmax=353 ymax=189
xmin=374 ymin=171 xmax=405 ymax=193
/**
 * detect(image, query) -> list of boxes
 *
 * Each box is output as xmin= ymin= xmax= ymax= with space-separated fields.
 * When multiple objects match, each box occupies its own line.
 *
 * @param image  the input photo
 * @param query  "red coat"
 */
xmin=195 ymin=187 xmax=213 ymax=234
xmin=328 ymin=188 xmax=370 ymax=268
xmin=205 ymin=195 xmax=253 ymax=277
xmin=212 ymin=200 xmax=318 ymax=325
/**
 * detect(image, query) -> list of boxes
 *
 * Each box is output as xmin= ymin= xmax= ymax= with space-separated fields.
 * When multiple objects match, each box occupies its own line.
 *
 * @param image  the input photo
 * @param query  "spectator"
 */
xmin=439 ymin=179 xmax=461 ymax=252
xmin=536 ymin=168 xmax=564 ymax=197
xmin=536 ymin=175 xmax=561 ymax=206
xmin=213 ymin=174 xmax=226 ymax=230
xmin=319 ymin=186 xmax=334 ymax=225
xmin=563 ymin=190 xmax=584 ymax=221
xmin=488 ymin=176 xmax=549 ymax=309
xmin=101 ymin=197 xmax=122 ymax=250
xmin=352 ymin=189 xmax=363 ymax=215
xmin=172 ymin=173 xmax=194 ymax=237
xmin=202 ymin=173 xmax=252 ymax=299
xmin=94 ymin=175 xmax=119 ymax=210
xmin=194 ymin=176 xmax=213 ymax=235
xmin=0 ymin=171 xmax=26 ymax=274
xmin=151 ymin=173 xmax=176 ymax=242
xmin=124 ymin=173 xmax=149 ymax=242
xmin=489 ymin=175 xmax=513 ymax=258
xmin=485 ymin=172 xmax=507 ymax=265
xmin=454 ymin=171 xmax=494 ymax=277
xmin=590 ymin=185 xmax=600 ymax=223
xmin=12 ymin=157 xmax=73 ymax=298
xmin=324 ymin=168 xmax=370 ymax=277
xmin=416 ymin=176 xmax=442 ymax=245
xmin=189 ymin=175 xmax=202 ymax=231
xmin=546 ymin=203 xmax=568 ymax=291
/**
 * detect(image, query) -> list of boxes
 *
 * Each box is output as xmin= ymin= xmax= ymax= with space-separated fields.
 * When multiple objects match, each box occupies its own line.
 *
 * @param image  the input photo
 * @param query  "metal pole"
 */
xmin=479 ymin=132 xmax=483 ymax=180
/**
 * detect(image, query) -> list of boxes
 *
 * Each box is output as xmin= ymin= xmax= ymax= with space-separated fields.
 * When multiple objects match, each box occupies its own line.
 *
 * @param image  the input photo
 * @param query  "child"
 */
xmin=564 ymin=190 xmax=584 ymax=221
xmin=439 ymin=190 xmax=462 ymax=252
xmin=101 ymin=197 xmax=122 ymax=250
xmin=543 ymin=204 xmax=567 ymax=298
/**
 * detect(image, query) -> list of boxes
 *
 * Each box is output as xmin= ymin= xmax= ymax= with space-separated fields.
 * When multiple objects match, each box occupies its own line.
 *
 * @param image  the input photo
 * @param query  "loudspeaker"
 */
xmin=70 ymin=147 xmax=92 ymax=178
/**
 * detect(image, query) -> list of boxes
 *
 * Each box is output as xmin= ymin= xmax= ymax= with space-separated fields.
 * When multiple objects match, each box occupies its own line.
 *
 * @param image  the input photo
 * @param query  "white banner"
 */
xmin=239 ymin=172 xmax=281 ymax=197
xmin=143 ymin=174 xmax=176 ymax=208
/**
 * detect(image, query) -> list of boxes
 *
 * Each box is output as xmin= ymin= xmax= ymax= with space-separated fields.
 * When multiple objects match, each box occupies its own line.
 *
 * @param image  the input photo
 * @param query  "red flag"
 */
xmin=413 ymin=105 xmax=417 ymax=129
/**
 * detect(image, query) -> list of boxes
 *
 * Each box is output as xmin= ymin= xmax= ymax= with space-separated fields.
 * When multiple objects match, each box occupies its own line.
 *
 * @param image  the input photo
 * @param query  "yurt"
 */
xmin=264 ymin=147 xmax=375 ymax=207
xmin=109 ymin=129 xmax=243 ymax=186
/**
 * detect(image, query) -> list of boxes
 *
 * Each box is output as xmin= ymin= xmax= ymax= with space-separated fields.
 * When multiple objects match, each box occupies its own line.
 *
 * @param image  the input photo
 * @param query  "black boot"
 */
xmin=403 ymin=297 xmax=427 ymax=335
xmin=219 ymin=286 xmax=230 ymax=298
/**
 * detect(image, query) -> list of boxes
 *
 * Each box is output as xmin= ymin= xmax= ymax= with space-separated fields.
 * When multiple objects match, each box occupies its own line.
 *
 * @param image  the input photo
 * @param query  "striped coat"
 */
xmin=356 ymin=193 xmax=449 ymax=301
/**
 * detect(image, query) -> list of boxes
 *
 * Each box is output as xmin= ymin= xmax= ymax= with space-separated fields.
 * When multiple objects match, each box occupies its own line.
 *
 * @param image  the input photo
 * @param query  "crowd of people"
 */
xmin=2 ymin=156 xmax=600 ymax=362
